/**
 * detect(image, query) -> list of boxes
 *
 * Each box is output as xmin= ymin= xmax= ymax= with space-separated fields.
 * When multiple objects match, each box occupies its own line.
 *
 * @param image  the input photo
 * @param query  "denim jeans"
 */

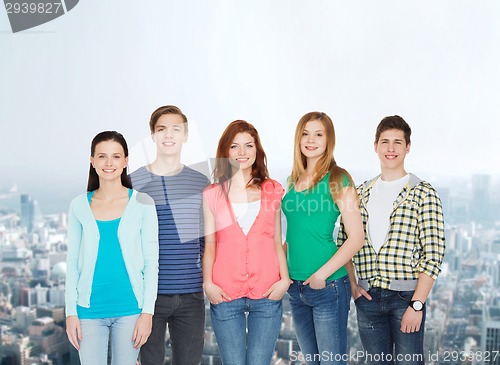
xmin=140 ymin=293 xmax=205 ymax=365
xmin=210 ymin=297 xmax=283 ymax=365
xmin=79 ymin=314 xmax=140 ymax=365
xmin=355 ymin=288 xmax=426 ymax=365
xmin=287 ymin=275 xmax=351 ymax=365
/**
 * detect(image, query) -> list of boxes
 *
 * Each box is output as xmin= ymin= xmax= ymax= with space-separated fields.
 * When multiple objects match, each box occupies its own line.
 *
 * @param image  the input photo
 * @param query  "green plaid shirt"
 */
xmin=338 ymin=174 xmax=445 ymax=289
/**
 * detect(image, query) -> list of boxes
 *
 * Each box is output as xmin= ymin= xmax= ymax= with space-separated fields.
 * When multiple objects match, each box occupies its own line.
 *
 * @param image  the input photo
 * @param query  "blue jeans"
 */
xmin=288 ymin=275 xmax=351 ymax=365
xmin=210 ymin=297 xmax=283 ymax=365
xmin=79 ymin=314 xmax=140 ymax=365
xmin=140 ymin=293 xmax=205 ymax=365
xmin=355 ymin=288 xmax=426 ymax=365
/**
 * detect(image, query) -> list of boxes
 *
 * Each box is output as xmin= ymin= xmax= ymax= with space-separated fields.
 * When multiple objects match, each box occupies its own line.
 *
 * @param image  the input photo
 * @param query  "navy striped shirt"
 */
xmin=130 ymin=166 xmax=209 ymax=294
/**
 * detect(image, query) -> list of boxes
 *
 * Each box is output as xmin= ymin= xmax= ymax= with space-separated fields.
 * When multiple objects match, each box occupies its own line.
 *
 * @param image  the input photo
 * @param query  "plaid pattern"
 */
xmin=338 ymin=174 xmax=445 ymax=289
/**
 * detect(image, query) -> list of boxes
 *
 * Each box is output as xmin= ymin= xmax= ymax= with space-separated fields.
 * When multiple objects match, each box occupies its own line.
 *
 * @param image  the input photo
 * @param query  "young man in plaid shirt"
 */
xmin=338 ymin=115 xmax=445 ymax=365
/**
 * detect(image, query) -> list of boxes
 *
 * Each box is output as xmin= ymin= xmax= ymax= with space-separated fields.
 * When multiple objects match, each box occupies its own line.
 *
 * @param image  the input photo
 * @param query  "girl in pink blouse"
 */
xmin=202 ymin=120 xmax=291 ymax=365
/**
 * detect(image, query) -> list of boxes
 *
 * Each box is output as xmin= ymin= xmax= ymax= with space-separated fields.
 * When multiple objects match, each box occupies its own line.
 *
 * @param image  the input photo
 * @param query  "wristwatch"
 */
xmin=409 ymin=300 xmax=425 ymax=311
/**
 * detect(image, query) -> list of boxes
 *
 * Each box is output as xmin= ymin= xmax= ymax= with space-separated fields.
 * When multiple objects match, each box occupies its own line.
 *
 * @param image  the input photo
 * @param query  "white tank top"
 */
xmin=231 ymin=200 xmax=261 ymax=235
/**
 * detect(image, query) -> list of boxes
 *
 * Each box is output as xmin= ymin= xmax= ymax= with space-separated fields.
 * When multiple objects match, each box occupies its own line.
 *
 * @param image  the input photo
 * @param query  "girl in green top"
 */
xmin=282 ymin=112 xmax=364 ymax=365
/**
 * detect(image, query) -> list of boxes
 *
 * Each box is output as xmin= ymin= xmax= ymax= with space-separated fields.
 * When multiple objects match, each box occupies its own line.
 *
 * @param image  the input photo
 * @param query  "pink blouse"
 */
xmin=203 ymin=179 xmax=284 ymax=300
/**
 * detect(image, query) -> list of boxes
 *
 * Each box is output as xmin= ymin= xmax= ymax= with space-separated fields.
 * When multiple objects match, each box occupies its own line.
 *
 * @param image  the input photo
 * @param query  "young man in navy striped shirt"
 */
xmin=131 ymin=105 xmax=209 ymax=365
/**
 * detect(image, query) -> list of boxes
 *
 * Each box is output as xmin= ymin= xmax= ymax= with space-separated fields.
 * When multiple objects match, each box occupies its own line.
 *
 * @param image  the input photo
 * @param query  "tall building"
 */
xmin=19 ymin=194 xmax=42 ymax=233
xmin=20 ymin=195 xmax=35 ymax=233
xmin=481 ymin=306 xmax=500 ymax=365
xmin=471 ymin=174 xmax=491 ymax=225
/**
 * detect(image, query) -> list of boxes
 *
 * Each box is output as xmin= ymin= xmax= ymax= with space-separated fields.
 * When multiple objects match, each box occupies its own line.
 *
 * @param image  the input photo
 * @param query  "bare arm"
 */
xmin=263 ymin=206 xmax=292 ymax=300
xmin=304 ymin=186 xmax=364 ymax=288
xmin=345 ymin=260 xmax=372 ymax=300
xmin=202 ymin=196 xmax=231 ymax=304
xmin=400 ymin=272 xmax=435 ymax=333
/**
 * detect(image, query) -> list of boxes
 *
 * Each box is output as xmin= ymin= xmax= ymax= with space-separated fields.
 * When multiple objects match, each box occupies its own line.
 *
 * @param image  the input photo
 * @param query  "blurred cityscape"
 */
xmin=0 ymin=174 xmax=499 ymax=365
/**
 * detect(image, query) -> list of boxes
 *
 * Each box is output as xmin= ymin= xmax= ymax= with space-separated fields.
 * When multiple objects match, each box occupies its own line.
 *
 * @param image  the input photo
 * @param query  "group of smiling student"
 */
xmin=65 ymin=105 xmax=445 ymax=365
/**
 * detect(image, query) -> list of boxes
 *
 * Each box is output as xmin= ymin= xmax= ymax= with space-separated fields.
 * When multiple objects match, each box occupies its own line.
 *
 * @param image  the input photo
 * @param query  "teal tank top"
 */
xmin=77 ymin=189 xmax=141 ymax=319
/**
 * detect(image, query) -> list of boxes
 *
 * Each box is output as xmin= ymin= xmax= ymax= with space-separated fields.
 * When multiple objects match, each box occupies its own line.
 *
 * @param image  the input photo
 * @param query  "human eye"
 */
xmin=302 ymin=132 xmax=308 ymax=136
xmin=230 ymin=145 xmax=238 ymax=149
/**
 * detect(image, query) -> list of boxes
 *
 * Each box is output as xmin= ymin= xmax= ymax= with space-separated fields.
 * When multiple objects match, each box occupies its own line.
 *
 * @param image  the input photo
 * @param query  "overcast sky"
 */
xmin=1 ymin=1 xmax=499 ymax=211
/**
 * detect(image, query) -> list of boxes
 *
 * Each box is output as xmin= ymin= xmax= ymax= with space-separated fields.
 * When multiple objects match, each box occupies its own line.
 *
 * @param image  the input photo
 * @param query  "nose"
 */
xmin=105 ymin=157 xmax=113 ymax=166
xmin=238 ymin=147 xmax=245 ymax=156
xmin=308 ymin=134 xmax=315 ymax=143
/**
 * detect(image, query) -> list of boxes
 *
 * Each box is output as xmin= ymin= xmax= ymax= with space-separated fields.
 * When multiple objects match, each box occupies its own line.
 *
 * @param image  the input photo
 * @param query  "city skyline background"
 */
xmin=1 ymin=3 xmax=500 ymax=364
xmin=1 ymin=1 xmax=500 ymax=214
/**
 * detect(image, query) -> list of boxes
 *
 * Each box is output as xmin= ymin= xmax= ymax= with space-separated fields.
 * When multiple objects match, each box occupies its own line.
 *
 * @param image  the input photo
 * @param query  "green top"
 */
xmin=283 ymin=172 xmax=350 ymax=281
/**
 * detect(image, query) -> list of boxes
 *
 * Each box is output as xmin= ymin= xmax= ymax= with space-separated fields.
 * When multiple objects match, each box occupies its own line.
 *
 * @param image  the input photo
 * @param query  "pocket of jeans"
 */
xmin=353 ymin=294 xmax=364 ymax=304
xmin=264 ymin=296 xmax=283 ymax=303
xmin=192 ymin=291 xmax=205 ymax=301
xmin=397 ymin=290 xmax=414 ymax=303
xmin=309 ymin=280 xmax=335 ymax=291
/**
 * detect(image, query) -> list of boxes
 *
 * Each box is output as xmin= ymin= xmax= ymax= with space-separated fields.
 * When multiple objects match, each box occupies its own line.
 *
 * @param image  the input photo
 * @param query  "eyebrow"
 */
xmin=231 ymin=140 xmax=254 ymax=145
xmin=155 ymin=123 xmax=183 ymax=129
xmin=303 ymin=129 xmax=325 ymax=132
xmin=380 ymin=138 xmax=404 ymax=142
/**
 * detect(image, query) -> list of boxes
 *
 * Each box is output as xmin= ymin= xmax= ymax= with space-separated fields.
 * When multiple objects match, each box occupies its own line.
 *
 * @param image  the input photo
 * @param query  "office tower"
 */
xmin=481 ymin=306 xmax=500 ymax=365
xmin=20 ymin=195 xmax=35 ymax=233
xmin=471 ymin=174 xmax=491 ymax=225
xmin=19 ymin=194 xmax=42 ymax=233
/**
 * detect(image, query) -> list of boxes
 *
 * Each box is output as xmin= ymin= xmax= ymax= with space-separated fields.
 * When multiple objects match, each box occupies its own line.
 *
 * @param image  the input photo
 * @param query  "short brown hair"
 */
xmin=375 ymin=115 xmax=411 ymax=145
xmin=149 ymin=105 xmax=188 ymax=134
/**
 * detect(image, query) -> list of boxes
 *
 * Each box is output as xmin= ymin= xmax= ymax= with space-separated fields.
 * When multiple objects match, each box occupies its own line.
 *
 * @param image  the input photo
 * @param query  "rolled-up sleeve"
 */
xmin=417 ymin=189 xmax=446 ymax=279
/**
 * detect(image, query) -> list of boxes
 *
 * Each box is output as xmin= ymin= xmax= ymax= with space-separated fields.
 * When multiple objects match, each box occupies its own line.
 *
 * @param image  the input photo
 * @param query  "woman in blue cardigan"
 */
xmin=65 ymin=131 xmax=159 ymax=365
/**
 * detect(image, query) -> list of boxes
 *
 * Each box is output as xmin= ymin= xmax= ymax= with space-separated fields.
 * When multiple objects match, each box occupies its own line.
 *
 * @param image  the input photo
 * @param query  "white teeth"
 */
xmin=103 ymin=169 xmax=115 ymax=172
xmin=163 ymin=142 xmax=175 ymax=146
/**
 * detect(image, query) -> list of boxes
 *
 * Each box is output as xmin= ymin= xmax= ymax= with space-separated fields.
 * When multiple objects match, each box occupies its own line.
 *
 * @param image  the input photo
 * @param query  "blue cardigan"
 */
xmin=65 ymin=190 xmax=159 ymax=317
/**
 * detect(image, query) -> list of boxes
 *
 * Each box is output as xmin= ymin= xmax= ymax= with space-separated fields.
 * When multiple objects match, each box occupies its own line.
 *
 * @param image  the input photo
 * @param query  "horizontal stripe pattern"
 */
xmin=130 ymin=166 xmax=209 ymax=294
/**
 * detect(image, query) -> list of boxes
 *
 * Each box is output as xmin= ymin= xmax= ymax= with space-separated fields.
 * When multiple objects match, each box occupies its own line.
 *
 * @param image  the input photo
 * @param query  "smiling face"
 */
xmin=300 ymin=119 xmax=327 ymax=162
xmin=374 ymin=128 xmax=410 ymax=173
xmin=228 ymin=132 xmax=257 ymax=173
xmin=90 ymin=140 xmax=128 ymax=182
xmin=152 ymin=113 xmax=188 ymax=156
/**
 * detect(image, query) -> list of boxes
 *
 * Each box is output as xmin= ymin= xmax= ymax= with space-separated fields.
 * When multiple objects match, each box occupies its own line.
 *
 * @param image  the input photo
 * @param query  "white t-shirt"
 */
xmin=231 ymin=200 xmax=261 ymax=235
xmin=367 ymin=174 xmax=410 ymax=253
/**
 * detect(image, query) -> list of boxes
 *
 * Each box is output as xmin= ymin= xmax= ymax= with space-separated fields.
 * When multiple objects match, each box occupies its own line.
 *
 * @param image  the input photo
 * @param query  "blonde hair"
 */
xmin=289 ymin=112 xmax=354 ymax=201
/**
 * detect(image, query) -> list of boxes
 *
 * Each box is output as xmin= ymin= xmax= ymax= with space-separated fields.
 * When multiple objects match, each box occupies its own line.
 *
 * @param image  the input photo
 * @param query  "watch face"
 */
xmin=412 ymin=301 xmax=424 ymax=311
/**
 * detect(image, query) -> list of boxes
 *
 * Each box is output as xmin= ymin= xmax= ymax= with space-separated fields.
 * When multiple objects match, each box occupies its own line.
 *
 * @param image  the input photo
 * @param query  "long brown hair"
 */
xmin=87 ymin=131 xmax=132 ymax=192
xmin=213 ymin=120 xmax=269 ymax=194
xmin=289 ymin=112 xmax=353 ymax=201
